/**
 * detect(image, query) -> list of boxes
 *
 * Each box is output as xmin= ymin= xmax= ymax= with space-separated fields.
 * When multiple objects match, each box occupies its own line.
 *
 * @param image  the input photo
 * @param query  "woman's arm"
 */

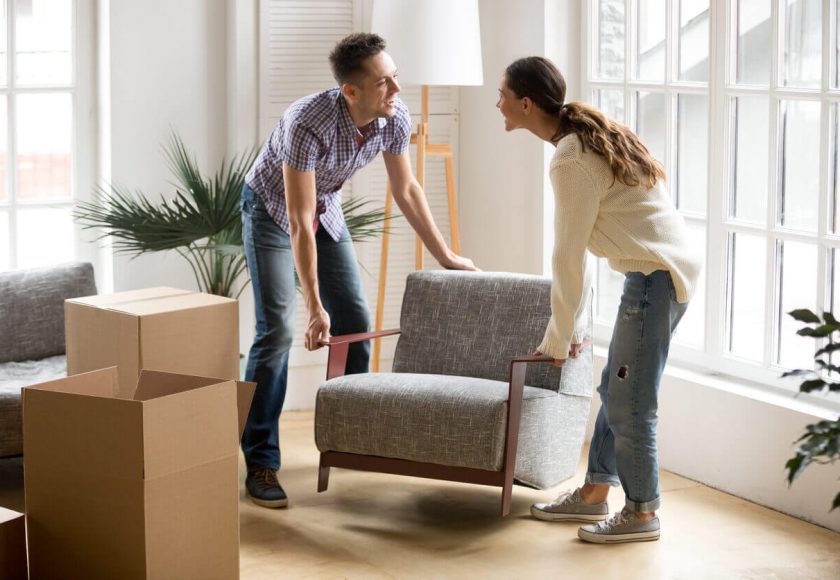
xmin=537 ymin=159 xmax=601 ymax=360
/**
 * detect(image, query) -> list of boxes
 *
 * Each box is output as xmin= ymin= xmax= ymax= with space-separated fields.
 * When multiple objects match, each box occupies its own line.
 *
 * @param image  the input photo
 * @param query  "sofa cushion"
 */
xmin=315 ymin=372 xmax=590 ymax=489
xmin=392 ymin=271 xmax=591 ymax=396
xmin=0 ymin=262 xmax=96 ymax=363
xmin=0 ymin=355 xmax=67 ymax=457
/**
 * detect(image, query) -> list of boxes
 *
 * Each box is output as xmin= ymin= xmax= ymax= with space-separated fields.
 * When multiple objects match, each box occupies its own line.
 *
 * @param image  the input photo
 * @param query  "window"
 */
xmin=584 ymin=0 xmax=839 ymax=396
xmin=1 ymin=0 xmax=94 ymax=270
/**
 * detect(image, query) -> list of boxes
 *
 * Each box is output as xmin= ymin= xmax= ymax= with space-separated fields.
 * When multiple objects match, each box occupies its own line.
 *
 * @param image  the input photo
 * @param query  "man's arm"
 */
xmin=382 ymin=150 xmax=476 ymax=270
xmin=283 ymin=162 xmax=330 ymax=350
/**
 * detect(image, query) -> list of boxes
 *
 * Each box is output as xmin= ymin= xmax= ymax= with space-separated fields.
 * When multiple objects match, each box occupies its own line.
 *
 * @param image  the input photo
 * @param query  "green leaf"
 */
xmin=816 ymin=343 xmax=840 ymax=357
xmin=797 ymin=327 xmax=835 ymax=338
xmin=785 ymin=454 xmax=807 ymax=484
xmin=832 ymin=492 xmax=840 ymax=511
xmin=824 ymin=312 xmax=839 ymax=325
xmin=789 ymin=309 xmax=821 ymax=323
xmin=781 ymin=369 xmax=813 ymax=378
xmin=800 ymin=379 xmax=827 ymax=393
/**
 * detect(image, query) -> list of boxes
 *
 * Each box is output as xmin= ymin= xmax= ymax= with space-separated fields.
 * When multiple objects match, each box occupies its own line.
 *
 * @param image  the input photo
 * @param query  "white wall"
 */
xmin=101 ymin=0 xmax=229 ymax=294
xmin=100 ymin=0 xmax=258 ymax=356
xmin=459 ymin=0 xmax=547 ymax=275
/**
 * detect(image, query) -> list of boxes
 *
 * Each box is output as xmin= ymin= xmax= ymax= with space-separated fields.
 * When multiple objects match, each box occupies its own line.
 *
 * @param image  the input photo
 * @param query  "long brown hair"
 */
xmin=504 ymin=56 xmax=665 ymax=188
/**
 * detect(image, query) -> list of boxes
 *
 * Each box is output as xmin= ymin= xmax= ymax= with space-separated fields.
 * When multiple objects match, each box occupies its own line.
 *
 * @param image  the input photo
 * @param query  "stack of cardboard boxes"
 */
xmin=15 ymin=287 xmax=254 ymax=579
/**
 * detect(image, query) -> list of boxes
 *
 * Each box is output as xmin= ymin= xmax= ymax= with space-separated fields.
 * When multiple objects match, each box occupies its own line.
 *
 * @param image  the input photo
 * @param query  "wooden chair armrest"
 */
xmin=321 ymin=329 xmax=401 ymax=380
xmin=318 ymin=328 xmax=401 ymax=347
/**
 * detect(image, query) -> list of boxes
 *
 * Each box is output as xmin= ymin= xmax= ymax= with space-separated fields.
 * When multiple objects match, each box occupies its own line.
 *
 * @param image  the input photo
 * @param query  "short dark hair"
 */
xmin=329 ymin=33 xmax=386 ymax=85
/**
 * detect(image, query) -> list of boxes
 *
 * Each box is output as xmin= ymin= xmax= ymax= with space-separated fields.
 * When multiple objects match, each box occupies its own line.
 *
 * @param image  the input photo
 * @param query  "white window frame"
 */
xmin=1 ymin=0 xmax=96 ymax=271
xmin=582 ymin=0 xmax=840 ymax=406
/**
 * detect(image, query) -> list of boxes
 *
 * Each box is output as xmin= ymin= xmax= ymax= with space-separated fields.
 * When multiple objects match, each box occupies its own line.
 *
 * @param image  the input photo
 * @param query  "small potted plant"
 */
xmin=784 ymin=309 xmax=840 ymax=511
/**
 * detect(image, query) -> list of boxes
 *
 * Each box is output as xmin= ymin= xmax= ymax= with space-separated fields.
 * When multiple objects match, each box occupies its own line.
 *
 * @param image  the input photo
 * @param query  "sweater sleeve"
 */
xmin=537 ymin=159 xmax=599 ymax=359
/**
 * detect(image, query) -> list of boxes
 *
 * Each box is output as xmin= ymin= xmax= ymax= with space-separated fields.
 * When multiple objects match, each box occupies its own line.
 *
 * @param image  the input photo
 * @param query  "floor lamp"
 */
xmin=370 ymin=0 xmax=483 ymax=371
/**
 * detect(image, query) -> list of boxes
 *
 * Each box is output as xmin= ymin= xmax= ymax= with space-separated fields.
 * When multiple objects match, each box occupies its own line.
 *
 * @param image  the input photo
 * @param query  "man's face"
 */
xmin=352 ymin=51 xmax=401 ymax=119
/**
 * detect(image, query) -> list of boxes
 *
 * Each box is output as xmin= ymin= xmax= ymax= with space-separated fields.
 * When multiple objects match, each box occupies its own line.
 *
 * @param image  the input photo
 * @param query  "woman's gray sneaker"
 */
xmin=578 ymin=508 xmax=660 ymax=543
xmin=530 ymin=488 xmax=609 ymax=522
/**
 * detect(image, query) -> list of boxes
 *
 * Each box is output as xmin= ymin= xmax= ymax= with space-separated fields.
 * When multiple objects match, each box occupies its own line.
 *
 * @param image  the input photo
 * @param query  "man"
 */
xmin=240 ymin=33 xmax=476 ymax=508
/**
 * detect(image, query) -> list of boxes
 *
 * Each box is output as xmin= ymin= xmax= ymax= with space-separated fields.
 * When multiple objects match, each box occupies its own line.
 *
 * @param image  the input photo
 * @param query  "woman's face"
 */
xmin=496 ymin=77 xmax=525 ymax=132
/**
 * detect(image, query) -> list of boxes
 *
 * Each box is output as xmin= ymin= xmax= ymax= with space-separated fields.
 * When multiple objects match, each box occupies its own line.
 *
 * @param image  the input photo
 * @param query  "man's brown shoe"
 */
xmin=246 ymin=468 xmax=288 ymax=508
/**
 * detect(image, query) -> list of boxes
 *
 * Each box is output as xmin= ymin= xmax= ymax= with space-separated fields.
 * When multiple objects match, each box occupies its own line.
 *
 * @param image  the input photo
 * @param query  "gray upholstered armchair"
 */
xmin=314 ymin=271 xmax=593 ymax=516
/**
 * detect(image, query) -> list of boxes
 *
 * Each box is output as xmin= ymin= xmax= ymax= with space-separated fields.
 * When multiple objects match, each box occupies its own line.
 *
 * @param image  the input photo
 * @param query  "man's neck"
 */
xmin=344 ymin=96 xmax=376 ymax=129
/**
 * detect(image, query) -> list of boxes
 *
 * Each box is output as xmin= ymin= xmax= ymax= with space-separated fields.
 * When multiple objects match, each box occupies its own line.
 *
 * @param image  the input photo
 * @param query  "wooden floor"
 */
xmin=2 ymin=409 xmax=839 ymax=579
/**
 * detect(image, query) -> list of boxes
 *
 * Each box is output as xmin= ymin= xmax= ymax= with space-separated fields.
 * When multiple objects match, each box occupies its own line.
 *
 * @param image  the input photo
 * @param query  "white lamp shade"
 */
xmin=371 ymin=0 xmax=484 ymax=86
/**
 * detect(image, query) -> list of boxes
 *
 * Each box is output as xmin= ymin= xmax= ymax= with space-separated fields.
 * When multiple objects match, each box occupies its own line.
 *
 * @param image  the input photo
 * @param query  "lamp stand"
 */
xmin=371 ymin=85 xmax=461 ymax=371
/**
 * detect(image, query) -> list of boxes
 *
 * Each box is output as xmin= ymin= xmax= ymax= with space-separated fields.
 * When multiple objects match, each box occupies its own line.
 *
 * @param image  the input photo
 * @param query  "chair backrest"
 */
xmin=0 ymin=262 xmax=97 ymax=363
xmin=392 ymin=271 xmax=591 ymax=394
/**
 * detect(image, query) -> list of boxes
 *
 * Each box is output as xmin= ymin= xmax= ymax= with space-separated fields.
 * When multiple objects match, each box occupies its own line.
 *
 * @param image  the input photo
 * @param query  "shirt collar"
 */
xmin=336 ymin=89 xmax=387 ymax=138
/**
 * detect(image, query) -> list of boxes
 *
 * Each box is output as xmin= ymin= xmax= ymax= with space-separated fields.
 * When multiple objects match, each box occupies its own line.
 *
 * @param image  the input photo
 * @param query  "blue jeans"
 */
xmin=585 ymin=270 xmax=688 ymax=513
xmin=240 ymin=184 xmax=370 ymax=471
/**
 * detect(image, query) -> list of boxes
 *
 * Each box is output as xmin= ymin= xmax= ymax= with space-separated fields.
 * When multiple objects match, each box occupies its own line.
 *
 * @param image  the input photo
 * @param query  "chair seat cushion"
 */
xmin=0 ymin=355 xmax=67 ymax=457
xmin=315 ymin=372 xmax=589 ymax=488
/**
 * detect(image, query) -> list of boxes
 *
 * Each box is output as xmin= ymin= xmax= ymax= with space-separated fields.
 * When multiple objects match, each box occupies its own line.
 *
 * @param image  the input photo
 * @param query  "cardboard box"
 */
xmin=23 ymin=367 xmax=256 ymax=580
xmin=65 ymin=287 xmax=239 ymax=397
xmin=0 ymin=507 xmax=27 ymax=580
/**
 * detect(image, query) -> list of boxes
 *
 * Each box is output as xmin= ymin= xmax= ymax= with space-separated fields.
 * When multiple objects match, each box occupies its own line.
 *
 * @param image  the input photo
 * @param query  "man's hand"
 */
xmin=441 ymin=253 xmax=479 ymax=271
xmin=305 ymin=308 xmax=331 ymax=351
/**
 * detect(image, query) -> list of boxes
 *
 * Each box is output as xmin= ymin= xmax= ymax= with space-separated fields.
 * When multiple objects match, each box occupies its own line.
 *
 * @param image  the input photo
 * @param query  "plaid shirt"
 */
xmin=246 ymin=87 xmax=412 ymax=241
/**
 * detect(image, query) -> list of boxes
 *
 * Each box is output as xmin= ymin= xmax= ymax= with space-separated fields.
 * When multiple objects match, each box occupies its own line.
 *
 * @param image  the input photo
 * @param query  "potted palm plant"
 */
xmin=74 ymin=132 xmax=390 ymax=298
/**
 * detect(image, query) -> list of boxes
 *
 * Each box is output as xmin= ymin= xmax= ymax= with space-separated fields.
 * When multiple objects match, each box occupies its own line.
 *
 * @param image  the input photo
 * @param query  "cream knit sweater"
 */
xmin=537 ymin=134 xmax=703 ymax=360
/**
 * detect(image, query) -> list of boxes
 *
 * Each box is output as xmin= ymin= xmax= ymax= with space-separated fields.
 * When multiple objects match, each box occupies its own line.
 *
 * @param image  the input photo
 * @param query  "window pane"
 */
xmin=836 ymin=0 xmax=840 ymax=88
xmin=635 ymin=0 xmax=665 ymax=81
xmin=735 ymin=0 xmax=771 ymax=85
xmin=16 ymin=206 xmax=73 ymax=268
xmin=727 ymin=232 xmax=766 ymax=361
xmin=784 ymin=0 xmax=821 ymax=88
xmin=595 ymin=88 xmax=625 ymax=122
xmin=731 ymin=96 xmax=769 ymax=223
xmin=15 ymin=93 xmax=72 ymax=201
xmin=596 ymin=258 xmax=624 ymax=323
xmin=0 ymin=95 xmax=6 ymax=201
xmin=595 ymin=0 xmax=625 ymax=80
xmin=832 ymin=248 xmax=840 ymax=314
xmin=635 ymin=91 xmax=666 ymax=166
xmin=677 ymin=94 xmax=708 ymax=214
xmin=835 ymin=104 xmax=840 ymax=233
xmin=678 ymin=0 xmax=709 ymax=82
xmin=0 ymin=0 xmax=6 ymax=86
xmin=674 ymin=220 xmax=706 ymax=347
xmin=0 ymin=211 xmax=9 ymax=271
xmin=780 ymin=100 xmax=820 ymax=232
xmin=777 ymin=240 xmax=818 ymax=369
xmin=15 ymin=0 xmax=72 ymax=86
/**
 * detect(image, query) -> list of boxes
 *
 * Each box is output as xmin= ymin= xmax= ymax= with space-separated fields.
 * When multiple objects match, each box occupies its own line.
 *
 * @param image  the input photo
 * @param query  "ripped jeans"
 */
xmin=585 ymin=270 xmax=688 ymax=513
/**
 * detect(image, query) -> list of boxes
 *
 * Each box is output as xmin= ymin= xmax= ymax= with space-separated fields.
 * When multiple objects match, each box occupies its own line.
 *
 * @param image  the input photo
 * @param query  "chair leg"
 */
xmin=501 ymin=472 xmax=514 ymax=517
xmin=317 ymin=454 xmax=330 ymax=492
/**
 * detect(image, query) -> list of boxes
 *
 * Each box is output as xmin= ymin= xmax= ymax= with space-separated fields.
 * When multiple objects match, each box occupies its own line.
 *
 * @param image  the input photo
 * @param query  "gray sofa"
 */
xmin=315 ymin=270 xmax=593 ymax=515
xmin=0 ymin=262 xmax=96 ymax=457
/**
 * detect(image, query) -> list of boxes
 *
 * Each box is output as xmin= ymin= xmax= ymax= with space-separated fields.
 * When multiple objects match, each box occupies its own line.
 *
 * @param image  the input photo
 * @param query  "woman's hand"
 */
xmin=532 ymin=350 xmax=565 ymax=367
xmin=534 ymin=340 xmax=590 ymax=367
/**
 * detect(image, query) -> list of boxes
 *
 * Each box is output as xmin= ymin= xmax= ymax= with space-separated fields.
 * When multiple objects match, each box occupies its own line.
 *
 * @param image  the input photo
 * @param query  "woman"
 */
xmin=497 ymin=57 xmax=701 ymax=544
